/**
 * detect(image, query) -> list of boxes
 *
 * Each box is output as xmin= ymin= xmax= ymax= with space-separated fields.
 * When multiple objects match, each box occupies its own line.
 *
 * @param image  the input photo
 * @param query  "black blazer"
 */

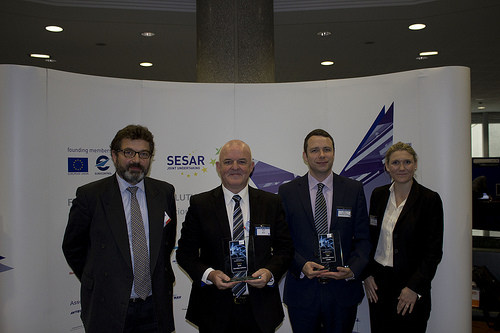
xmin=278 ymin=173 xmax=371 ymax=308
xmin=364 ymin=179 xmax=443 ymax=296
xmin=62 ymin=174 xmax=177 ymax=333
xmin=176 ymin=185 xmax=294 ymax=333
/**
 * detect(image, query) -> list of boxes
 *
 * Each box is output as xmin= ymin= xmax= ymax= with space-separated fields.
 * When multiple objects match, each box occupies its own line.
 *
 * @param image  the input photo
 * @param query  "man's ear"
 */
xmin=215 ymin=161 xmax=221 ymax=177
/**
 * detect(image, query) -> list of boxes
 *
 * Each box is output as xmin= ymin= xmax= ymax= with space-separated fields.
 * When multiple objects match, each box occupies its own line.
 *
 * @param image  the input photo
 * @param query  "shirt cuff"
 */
xmin=267 ymin=274 xmax=275 ymax=286
xmin=201 ymin=268 xmax=214 ymax=286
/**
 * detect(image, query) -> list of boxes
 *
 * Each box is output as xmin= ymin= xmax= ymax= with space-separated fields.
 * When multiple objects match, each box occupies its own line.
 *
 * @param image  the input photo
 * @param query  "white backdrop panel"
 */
xmin=0 ymin=65 xmax=51 ymax=333
xmin=0 ymin=64 xmax=471 ymax=333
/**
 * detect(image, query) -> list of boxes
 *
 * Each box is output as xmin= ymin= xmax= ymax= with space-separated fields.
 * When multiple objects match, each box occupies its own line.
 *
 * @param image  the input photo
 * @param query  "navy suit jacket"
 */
xmin=363 ymin=179 xmax=443 ymax=296
xmin=278 ymin=173 xmax=371 ymax=308
xmin=62 ymin=174 xmax=177 ymax=333
xmin=176 ymin=185 xmax=294 ymax=333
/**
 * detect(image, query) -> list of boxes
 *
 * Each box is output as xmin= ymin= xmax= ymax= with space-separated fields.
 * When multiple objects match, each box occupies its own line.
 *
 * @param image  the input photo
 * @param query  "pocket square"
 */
xmin=164 ymin=212 xmax=171 ymax=226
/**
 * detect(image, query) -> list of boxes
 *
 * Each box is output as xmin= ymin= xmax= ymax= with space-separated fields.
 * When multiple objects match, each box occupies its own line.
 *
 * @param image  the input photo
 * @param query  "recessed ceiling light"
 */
xmin=419 ymin=51 xmax=438 ymax=57
xmin=321 ymin=61 xmax=334 ymax=66
xmin=140 ymin=62 xmax=153 ymax=67
xmin=30 ymin=53 xmax=50 ymax=59
xmin=141 ymin=32 xmax=155 ymax=37
xmin=419 ymin=51 xmax=438 ymax=56
xmin=45 ymin=25 xmax=63 ymax=32
xmin=409 ymin=23 xmax=426 ymax=31
xmin=317 ymin=31 xmax=331 ymax=37
xmin=478 ymin=106 xmax=486 ymax=110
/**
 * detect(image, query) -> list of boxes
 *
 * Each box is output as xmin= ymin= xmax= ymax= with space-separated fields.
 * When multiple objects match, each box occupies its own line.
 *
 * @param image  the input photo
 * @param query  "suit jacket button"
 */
xmin=101 ymin=244 xmax=105 ymax=248
xmin=394 ymin=249 xmax=399 ymax=254
xmin=104 ymin=272 xmax=109 ymax=277
xmin=394 ymin=234 xmax=398 ymax=239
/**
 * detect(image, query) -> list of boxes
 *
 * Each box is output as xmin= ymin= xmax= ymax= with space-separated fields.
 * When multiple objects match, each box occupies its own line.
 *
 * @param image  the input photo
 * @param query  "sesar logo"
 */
xmin=166 ymin=155 xmax=205 ymax=166
xmin=166 ymin=150 xmax=215 ymax=178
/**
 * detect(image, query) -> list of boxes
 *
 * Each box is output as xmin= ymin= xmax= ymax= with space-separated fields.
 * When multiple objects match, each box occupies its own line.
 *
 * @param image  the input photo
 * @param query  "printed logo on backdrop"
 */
xmin=68 ymin=157 xmax=88 ymax=175
xmin=0 ymin=256 xmax=13 ymax=273
xmin=67 ymin=147 xmax=113 ymax=176
xmin=250 ymin=104 xmax=394 ymax=199
xmin=166 ymin=148 xmax=220 ymax=178
xmin=95 ymin=155 xmax=111 ymax=172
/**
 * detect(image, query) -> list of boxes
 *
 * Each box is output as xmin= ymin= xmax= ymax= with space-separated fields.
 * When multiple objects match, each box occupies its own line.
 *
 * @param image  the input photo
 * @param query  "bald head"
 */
xmin=216 ymin=140 xmax=254 ymax=193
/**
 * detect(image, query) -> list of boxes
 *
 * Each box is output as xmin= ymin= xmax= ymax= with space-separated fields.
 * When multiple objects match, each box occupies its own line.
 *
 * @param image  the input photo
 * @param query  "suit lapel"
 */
xmin=330 ymin=173 xmax=347 ymax=230
xmin=212 ymin=186 xmax=231 ymax=240
xmin=145 ymin=178 xmax=163 ymax=272
xmin=248 ymin=186 xmax=262 ymax=228
xmin=248 ymin=187 xmax=263 ymax=272
xmin=395 ymin=180 xmax=419 ymax=230
xmin=103 ymin=175 xmax=132 ymax=269
xmin=375 ymin=186 xmax=391 ymax=235
xmin=297 ymin=175 xmax=316 ymax=230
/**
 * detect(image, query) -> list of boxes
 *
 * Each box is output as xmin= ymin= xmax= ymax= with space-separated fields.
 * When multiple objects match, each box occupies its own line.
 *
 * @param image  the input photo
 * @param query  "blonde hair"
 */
xmin=385 ymin=141 xmax=418 ymax=164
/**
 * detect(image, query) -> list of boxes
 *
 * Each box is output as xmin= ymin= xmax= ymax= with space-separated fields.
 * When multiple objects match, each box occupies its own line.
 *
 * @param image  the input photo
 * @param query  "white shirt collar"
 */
xmin=221 ymin=185 xmax=249 ymax=205
xmin=116 ymin=173 xmax=145 ymax=194
xmin=308 ymin=172 xmax=334 ymax=191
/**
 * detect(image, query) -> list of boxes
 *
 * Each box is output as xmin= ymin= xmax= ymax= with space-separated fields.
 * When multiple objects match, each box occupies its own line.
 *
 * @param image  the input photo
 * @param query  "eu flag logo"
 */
xmin=68 ymin=158 xmax=88 ymax=173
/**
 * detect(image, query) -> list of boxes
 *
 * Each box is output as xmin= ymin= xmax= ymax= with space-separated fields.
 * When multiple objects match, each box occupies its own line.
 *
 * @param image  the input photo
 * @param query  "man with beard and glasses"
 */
xmin=63 ymin=125 xmax=177 ymax=333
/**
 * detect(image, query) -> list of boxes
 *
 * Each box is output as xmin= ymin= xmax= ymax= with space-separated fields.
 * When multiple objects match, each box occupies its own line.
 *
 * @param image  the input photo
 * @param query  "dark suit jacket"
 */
xmin=363 ymin=179 xmax=443 ymax=296
xmin=278 ymin=173 xmax=371 ymax=308
xmin=176 ymin=185 xmax=294 ymax=333
xmin=62 ymin=174 xmax=177 ymax=333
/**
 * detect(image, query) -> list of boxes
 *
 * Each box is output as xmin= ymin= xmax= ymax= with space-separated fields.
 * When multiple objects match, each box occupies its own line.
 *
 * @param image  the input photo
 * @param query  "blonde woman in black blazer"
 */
xmin=363 ymin=142 xmax=443 ymax=333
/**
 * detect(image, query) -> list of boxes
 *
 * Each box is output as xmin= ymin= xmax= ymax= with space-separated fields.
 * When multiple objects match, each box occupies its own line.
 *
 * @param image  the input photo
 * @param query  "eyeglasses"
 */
xmin=116 ymin=149 xmax=152 ymax=159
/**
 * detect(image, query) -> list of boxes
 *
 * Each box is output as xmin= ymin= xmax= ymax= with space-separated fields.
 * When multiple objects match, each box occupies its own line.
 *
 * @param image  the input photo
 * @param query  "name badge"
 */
xmin=337 ymin=207 xmax=351 ymax=218
xmin=370 ymin=215 xmax=378 ymax=226
xmin=256 ymin=225 xmax=271 ymax=236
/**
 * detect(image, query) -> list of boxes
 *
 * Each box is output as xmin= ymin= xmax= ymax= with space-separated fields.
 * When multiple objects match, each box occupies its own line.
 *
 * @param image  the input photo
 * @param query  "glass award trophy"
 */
xmin=318 ymin=230 xmax=343 ymax=271
xmin=224 ymin=239 xmax=259 ymax=282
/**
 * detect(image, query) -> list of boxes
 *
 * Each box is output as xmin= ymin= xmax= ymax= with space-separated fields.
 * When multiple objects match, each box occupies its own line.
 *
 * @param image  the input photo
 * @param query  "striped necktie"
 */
xmin=127 ymin=186 xmax=151 ymax=300
xmin=314 ymin=183 xmax=328 ymax=234
xmin=231 ymin=195 xmax=246 ymax=297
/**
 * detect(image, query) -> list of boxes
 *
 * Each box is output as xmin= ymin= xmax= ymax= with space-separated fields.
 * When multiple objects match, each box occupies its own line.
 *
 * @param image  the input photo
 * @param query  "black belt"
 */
xmin=233 ymin=295 xmax=250 ymax=305
xmin=129 ymin=295 xmax=152 ymax=303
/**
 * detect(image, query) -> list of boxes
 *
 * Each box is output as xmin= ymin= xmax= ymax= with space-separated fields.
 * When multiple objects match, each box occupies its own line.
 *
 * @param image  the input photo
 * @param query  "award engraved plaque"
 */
xmin=318 ymin=230 xmax=344 ymax=271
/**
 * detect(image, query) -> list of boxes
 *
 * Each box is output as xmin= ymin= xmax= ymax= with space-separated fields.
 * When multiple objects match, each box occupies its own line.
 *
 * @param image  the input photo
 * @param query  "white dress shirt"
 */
xmin=374 ymin=183 xmax=406 ymax=267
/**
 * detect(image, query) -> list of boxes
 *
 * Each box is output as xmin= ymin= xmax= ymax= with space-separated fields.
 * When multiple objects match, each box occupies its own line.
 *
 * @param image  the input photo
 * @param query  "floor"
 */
xmin=473 ymin=321 xmax=499 ymax=332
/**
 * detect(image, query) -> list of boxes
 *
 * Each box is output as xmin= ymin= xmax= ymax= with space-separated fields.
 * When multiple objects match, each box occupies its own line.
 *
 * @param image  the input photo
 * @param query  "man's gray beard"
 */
xmin=122 ymin=169 xmax=145 ymax=184
xmin=116 ymin=164 xmax=149 ymax=185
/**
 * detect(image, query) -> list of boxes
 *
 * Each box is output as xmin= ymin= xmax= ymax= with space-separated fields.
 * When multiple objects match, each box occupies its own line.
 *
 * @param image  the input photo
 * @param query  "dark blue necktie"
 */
xmin=231 ymin=195 xmax=246 ymax=297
